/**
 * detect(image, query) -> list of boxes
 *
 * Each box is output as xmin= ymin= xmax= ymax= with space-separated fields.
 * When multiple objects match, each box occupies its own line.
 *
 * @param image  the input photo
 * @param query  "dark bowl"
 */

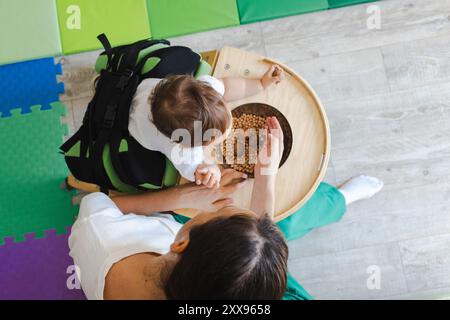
xmin=221 ymin=102 xmax=293 ymax=177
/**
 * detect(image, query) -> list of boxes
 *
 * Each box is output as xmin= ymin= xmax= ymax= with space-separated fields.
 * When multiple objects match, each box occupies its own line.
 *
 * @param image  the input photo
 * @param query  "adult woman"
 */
xmin=69 ymin=117 xmax=383 ymax=299
xmin=70 ymin=117 xmax=289 ymax=299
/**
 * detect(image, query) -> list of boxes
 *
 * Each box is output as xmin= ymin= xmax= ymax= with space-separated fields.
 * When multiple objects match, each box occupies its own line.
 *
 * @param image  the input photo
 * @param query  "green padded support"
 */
xmin=328 ymin=0 xmax=376 ymax=9
xmin=0 ymin=0 xmax=62 ymax=65
xmin=0 ymin=102 xmax=77 ymax=245
xmin=146 ymin=0 xmax=240 ymax=39
xmin=65 ymin=140 xmax=81 ymax=157
xmin=56 ymin=0 xmax=151 ymax=54
xmin=143 ymin=57 xmax=161 ymax=74
xmin=94 ymin=43 xmax=170 ymax=74
xmin=139 ymin=183 xmax=163 ymax=190
xmin=237 ymin=0 xmax=329 ymax=24
xmin=195 ymin=60 xmax=212 ymax=77
xmin=119 ymin=139 xmax=128 ymax=153
xmin=102 ymin=143 xmax=140 ymax=194
xmin=162 ymin=158 xmax=178 ymax=187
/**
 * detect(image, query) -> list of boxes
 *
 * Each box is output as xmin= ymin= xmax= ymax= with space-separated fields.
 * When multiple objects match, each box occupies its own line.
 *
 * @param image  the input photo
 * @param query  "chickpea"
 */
xmin=220 ymin=113 xmax=267 ymax=175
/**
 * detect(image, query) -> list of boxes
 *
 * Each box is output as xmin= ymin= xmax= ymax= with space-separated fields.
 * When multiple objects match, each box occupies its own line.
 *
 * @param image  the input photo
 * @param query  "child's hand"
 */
xmin=261 ymin=64 xmax=284 ymax=89
xmin=195 ymin=164 xmax=222 ymax=188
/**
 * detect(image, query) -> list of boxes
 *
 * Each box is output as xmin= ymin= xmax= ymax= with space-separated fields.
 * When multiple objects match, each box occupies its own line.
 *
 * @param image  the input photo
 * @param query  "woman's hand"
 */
xmin=251 ymin=117 xmax=284 ymax=218
xmin=178 ymin=169 xmax=248 ymax=212
xmin=112 ymin=169 xmax=247 ymax=215
xmin=254 ymin=116 xmax=284 ymax=178
xmin=260 ymin=65 xmax=284 ymax=90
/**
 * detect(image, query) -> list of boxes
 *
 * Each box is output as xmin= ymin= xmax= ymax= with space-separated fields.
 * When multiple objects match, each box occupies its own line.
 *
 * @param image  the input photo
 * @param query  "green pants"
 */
xmin=173 ymin=182 xmax=346 ymax=300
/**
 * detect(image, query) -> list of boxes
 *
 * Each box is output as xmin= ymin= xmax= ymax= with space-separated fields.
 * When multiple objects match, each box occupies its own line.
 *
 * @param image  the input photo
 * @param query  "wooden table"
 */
xmin=176 ymin=46 xmax=330 ymax=222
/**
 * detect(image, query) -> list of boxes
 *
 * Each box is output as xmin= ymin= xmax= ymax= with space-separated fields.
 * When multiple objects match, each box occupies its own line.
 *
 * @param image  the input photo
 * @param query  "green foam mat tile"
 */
xmin=0 ymin=0 xmax=62 ymax=66
xmin=146 ymin=0 xmax=240 ymax=39
xmin=56 ymin=0 xmax=151 ymax=55
xmin=328 ymin=0 xmax=377 ymax=9
xmin=237 ymin=0 xmax=329 ymax=24
xmin=0 ymin=102 xmax=77 ymax=245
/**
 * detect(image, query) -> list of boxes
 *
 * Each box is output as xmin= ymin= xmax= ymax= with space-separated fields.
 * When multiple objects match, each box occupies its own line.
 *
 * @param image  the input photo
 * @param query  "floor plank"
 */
xmin=289 ymin=242 xmax=408 ymax=299
xmin=289 ymin=47 xmax=390 ymax=102
xmin=382 ymin=34 xmax=450 ymax=91
xmin=399 ymin=234 xmax=450 ymax=293
xmin=262 ymin=0 xmax=450 ymax=63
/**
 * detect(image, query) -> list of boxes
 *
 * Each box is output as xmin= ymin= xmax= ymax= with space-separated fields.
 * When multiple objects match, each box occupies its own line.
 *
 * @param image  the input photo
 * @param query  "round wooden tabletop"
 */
xmin=175 ymin=46 xmax=330 ymax=222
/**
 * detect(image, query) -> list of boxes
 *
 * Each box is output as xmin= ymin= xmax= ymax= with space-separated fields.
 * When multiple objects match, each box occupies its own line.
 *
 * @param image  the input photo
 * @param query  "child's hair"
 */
xmin=149 ymin=75 xmax=231 ymax=147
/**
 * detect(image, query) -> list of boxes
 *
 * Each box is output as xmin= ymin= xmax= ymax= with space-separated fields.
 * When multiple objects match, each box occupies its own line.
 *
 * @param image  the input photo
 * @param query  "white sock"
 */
xmin=338 ymin=175 xmax=384 ymax=205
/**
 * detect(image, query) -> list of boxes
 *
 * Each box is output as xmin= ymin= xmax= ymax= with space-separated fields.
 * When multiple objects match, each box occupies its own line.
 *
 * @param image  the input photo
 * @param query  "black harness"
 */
xmin=60 ymin=34 xmax=201 ymax=193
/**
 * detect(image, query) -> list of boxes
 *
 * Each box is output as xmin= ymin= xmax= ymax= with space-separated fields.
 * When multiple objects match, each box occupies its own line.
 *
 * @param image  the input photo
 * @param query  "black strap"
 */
xmin=60 ymin=129 xmax=78 ymax=153
xmin=90 ymin=130 xmax=113 ymax=192
xmin=134 ymin=47 xmax=164 ymax=76
xmin=119 ymin=39 xmax=170 ymax=73
xmin=110 ymin=47 xmax=124 ymax=73
xmin=107 ymin=75 xmax=140 ymax=187
xmin=60 ymin=123 xmax=89 ymax=160
xmin=108 ymin=133 xmax=135 ymax=187
xmin=97 ymin=34 xmax=113 ymax=70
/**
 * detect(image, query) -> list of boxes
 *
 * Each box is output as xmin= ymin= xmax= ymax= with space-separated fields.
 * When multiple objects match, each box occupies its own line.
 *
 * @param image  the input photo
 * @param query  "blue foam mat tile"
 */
xmin=0 ymin=58 xmax=64 ymax=118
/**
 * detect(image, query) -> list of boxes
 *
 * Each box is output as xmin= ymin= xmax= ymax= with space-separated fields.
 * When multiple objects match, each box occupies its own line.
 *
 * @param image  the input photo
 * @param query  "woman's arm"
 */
xmin=112 ymin=186 xmax=187 ymax=215
xmin=220 ymin=65 xmax=284 ymax=103
xmin=250 ymin=117 xmax=284 ymax=218
xmin=250 ymin=175 xmax=276 ymax=218
xmin=112 ymin=170 xmax=247 ymax=215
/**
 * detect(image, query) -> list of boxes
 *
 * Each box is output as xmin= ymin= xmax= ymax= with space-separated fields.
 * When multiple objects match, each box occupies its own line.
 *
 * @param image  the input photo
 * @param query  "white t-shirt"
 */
xmin=68 ymin=192 xmax=182 ymax=300
xmin=128 ymin=75 xmax=225 ymax=181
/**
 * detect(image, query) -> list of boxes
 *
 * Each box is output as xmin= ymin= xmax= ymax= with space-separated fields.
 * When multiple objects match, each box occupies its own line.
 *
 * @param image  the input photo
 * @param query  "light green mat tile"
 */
xmin=56 ymin=0 xmax=151 ymax=54
xmin=237 ymin=0 xmax=329 ymax=24
xmin=0 ymin=102 xmax=77 ymax=244
xmin=146 ymin=0 xmax=240 ymax=39
xmin=0 ymin=0 xmax=62 ymax=65
xmin=328 ymin=0 xmax=377 ymax=9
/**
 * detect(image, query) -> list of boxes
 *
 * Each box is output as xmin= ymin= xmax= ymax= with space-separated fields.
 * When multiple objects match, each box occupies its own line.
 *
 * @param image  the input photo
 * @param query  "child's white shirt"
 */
xmin=128 ymin=75 xmax=225 ymax=181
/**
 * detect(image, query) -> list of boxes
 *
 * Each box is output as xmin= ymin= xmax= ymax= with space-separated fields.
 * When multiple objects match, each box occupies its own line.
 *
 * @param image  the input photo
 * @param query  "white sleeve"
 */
xmin=78 ymin=192 xmax=122 ymax=219
xmin=197 ymin=75 xmax=225 ymax=96
xmin=161 ymin=143 xmax=204 ymax=182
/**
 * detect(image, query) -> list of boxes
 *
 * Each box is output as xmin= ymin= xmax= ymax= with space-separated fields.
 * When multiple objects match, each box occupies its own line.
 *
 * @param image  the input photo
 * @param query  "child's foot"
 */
xmin=338 ymin=175 xmax=384 ymax=205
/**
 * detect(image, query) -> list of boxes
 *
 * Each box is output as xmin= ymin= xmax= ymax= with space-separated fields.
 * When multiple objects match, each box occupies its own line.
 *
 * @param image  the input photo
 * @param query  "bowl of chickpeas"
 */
xmin=218 ymin=102 xmax=293 ymax=177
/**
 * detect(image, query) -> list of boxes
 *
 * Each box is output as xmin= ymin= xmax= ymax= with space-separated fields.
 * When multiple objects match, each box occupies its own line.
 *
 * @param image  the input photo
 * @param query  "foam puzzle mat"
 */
xmin=146 ymin=0 xmax=240 ymax=39
xmin=237 ymin=0 xmax=329 ymax=24
xmin=0 ymin=102 xmax=77 ymax=245
xmin=0 ymin=0 xmax=62 ymax=66
xmin=0 ymin=229 xmax=86 ymax=300
xmin=0 ymin=58 xmax=64 ymax=118
xmin=56 ymin=0 xmax=151 ymax=54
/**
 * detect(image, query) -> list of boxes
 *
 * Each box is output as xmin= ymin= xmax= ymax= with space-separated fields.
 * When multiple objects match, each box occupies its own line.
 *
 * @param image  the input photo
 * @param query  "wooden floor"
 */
xmin=59 ymin=0 xmax=450 ymax=299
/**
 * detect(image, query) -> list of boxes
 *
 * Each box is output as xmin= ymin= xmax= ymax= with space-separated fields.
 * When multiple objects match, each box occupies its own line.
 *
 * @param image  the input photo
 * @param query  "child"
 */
xmin=128 ymin=65 xmax=284 ymax=188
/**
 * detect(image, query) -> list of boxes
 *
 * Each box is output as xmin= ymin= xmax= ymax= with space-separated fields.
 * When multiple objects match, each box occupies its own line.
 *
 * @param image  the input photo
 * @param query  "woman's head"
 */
xmin=164 ymin=208 xmax=288 ymax=300
xmin=149 ymin=75 xmax=232 ymax=148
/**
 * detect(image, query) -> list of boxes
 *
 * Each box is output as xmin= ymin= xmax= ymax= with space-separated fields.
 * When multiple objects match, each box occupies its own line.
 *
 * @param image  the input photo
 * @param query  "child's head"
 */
xmin=149 ymin=75 xmax=232 ymax=147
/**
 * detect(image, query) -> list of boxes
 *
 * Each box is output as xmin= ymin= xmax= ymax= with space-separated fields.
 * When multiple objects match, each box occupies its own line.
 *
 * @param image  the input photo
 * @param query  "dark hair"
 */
xmin=150 ymin=75 xmax=231 ymax=147
xmin=165 ymin=213 xmax=288 ymax=300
